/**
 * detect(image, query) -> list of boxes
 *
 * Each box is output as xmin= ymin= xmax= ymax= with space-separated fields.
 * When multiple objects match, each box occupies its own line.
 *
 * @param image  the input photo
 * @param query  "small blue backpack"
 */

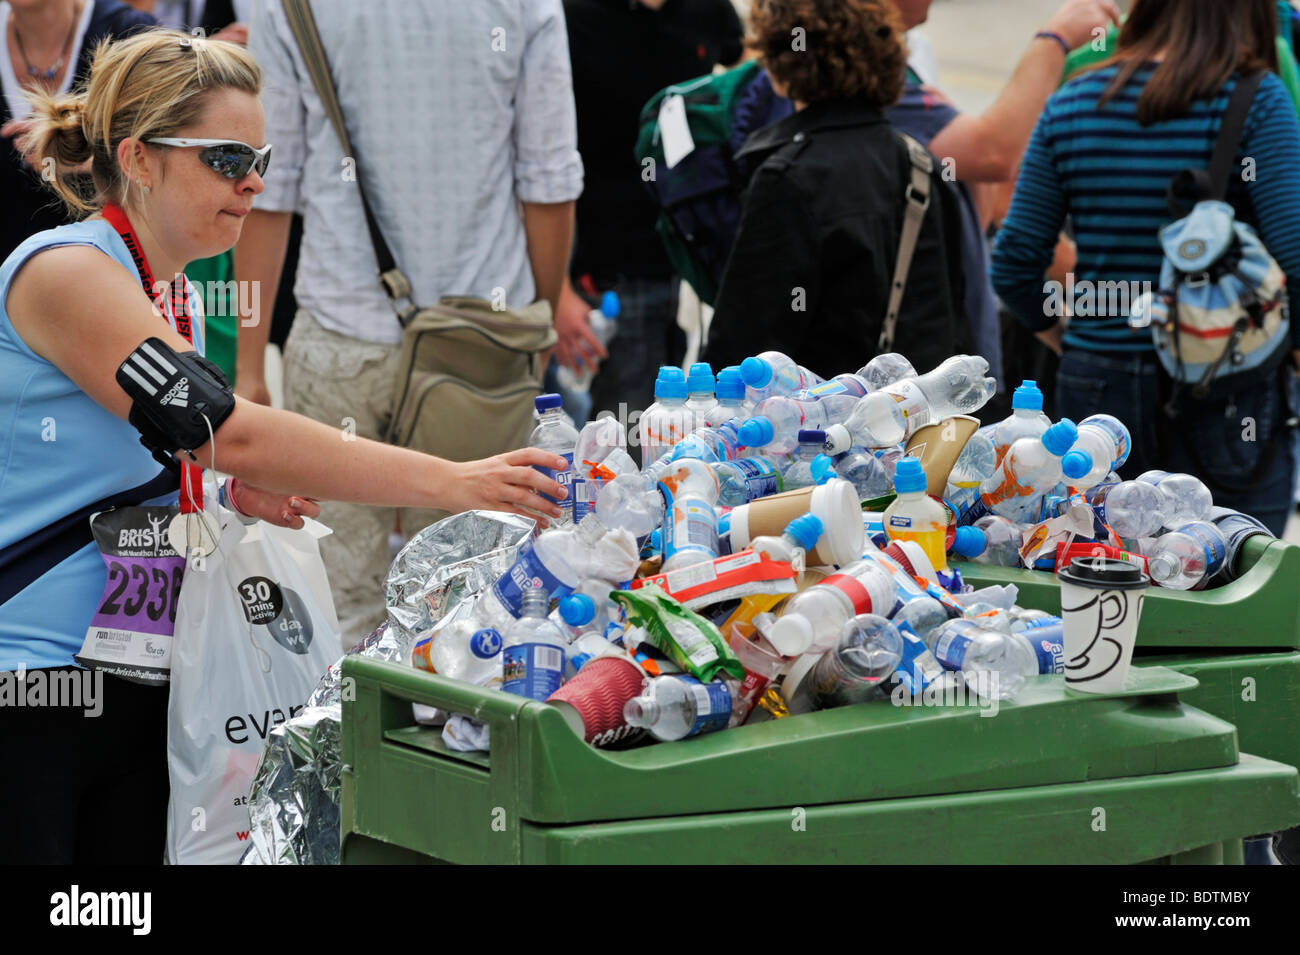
xmin=1130 ymin=72 xmax=1290 ymax=402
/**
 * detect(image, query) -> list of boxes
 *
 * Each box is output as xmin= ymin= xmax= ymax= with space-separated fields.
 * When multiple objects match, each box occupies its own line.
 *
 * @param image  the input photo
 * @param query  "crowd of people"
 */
xmin=2 ymin=0 xmax=1299 ymax=863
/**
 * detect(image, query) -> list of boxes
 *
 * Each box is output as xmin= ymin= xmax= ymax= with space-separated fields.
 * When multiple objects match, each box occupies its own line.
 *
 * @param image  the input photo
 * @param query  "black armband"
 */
xmin=116 ymin=337 xmax=236 ymax=470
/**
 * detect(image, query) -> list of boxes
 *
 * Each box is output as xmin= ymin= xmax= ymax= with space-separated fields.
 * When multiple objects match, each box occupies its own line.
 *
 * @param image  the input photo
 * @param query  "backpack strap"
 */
xmin=280 ymin=0 xmax=418 ymax=326
xmin=879 ymin=133 xmax=932 ymax=352
xmin=1167 ymin=70 xmax=1266 ymax=218
xmin=0 ymin=467 xmax=180 ymax=607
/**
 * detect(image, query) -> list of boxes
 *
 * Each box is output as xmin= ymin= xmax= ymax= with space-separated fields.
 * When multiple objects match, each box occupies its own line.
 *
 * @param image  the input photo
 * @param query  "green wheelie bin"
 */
xmin=960 ymin=534 xmax=1300 ymax=775
xmin=339 ymin=657 xmax=1300 ymax=864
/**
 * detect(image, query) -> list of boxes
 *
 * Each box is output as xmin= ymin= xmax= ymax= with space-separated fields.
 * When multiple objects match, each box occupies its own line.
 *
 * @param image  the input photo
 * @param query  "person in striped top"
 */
xmin=991 ymin=0 xmax=1300 ymax=534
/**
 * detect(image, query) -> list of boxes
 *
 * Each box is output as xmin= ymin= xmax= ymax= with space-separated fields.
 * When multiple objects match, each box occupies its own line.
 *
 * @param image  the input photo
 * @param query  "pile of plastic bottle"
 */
xmin=409 ymin=350 xmax=1276 ymax=750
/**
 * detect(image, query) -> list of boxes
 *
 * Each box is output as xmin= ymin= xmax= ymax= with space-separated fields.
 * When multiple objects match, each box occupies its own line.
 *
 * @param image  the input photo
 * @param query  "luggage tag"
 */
xmin=659 ymin=94 xmax=695 ymax=169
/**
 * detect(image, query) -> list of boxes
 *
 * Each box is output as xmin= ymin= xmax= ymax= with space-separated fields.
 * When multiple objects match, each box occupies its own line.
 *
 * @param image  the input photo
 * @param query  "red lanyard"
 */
xmin=102 ymin=202 xmax=204 ymax=514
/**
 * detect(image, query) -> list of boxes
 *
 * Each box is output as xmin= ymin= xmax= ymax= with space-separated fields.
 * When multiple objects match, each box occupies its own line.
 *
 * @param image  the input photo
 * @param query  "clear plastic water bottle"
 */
xmin=595 ymin=473 xmax=665 ymax=538
xmin=740 ymin=385 xmax=863 ymax=454
xmin=709 ymin=365 xmax=751 ymax=426
xmin=891 ymin=595 xmax=950 ymax=643
xmin=1068 ymin=414 xmax=1132 ymax=490
xmin=968 ymin=420 xmax=1093 ymax=524
xmin=739 ymin=351 xmax=819 ymax=404
xmin=1137 ymin=471 xmax=1214 ymax=528
xmin=488 ymin=517 xmax=606 ymax=624
xmin=991 ymin=380 xmax=1051 ymax=464
xmin=556 ymin=291 xmax=620 ymax=395
xmin=622 ymin=674 xmax=736 ymax=741
xmin=765 ymin=558 xmax=898 ymax=657
xmin=557 ymin=594 xmax=614 ymax=675
xmin=1143 ymin=521 xmax=1228 ymax=590
xmin=638 ymin=367 xmax=697 ymax=466
xmin=1088 ymin=480 xmax=1166 ymax=539
xmin=413 ymin=619 xmax=503 ymax=688
xmin=789 ymin=614 xmax=904 ymax=712
xmin=501 ymin=585 xmax=568 ymax=701
xmin=835 ymin=355 xmax=998 ymax=449
xmin=834 ymin=447 xmax=894 ymax=502
xmin=659 ymin=458 xmax=721 ymax=573
xmin=685 ymin=362 xmax=718 ymax=423
xmin=711 ymin=456 xmax=783 ymax=507
xmin=529 ymin=393 xmax=579 ymax=526
xmin=781 ymin=430 xmax=829 ymax=490
xmin=970 ymin=515 xmax=1023 ymax=567
xmin=671 ymin=418 xmax=745 ymax=463
xmin=924 ymin=618 xmax=1038 ymax=700
xmin=857 ymin=353 xmax=917 ymax=392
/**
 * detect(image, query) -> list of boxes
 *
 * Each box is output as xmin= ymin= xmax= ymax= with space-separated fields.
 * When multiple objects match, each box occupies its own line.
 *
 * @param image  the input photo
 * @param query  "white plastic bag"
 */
xmin=165 ymin=504 xmax=341 ymax=864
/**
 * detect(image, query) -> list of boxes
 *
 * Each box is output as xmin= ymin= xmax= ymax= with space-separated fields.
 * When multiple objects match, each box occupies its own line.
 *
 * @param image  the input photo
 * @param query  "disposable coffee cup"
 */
xmin=1057 ymin=556 xmax=1147 ymax=694
xmin=547 ymin=656 xmax=647 ymax=748
xmin=904 ymin=415 xmax=980 ymax=497
xmin=728 ymin=479 xmax=863 ymax=567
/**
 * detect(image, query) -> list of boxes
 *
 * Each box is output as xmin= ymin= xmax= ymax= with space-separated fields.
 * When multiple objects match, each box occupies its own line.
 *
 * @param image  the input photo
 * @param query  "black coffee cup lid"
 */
xmin=1058 ymin=556 xmax=1147 ymax=590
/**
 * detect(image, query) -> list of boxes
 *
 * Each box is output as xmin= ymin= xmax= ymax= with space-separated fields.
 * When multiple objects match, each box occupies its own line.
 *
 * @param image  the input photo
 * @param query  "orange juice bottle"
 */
xmin=883 ymin=456 xmax=948 ymax=571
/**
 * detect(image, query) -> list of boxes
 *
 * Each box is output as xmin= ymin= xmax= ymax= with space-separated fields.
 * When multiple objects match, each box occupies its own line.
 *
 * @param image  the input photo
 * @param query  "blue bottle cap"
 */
xmin=740 ymin=356 xmax=774 ymax=388
xmin=797 ymin=429 xmax=826 ymax=445
xmin=810 ymin=454 xmax=836 ymax=485
xmin=470 ymin=629 xmax=502 ymax=659
xmin=571 ymin=652 xmax=593 ymax=671
xmin=600 ymin=290 xmax=621 ymax=319
xmin=1011 ymin=380 xmax=1043 ymax=411
xmin=687 ymin=362 xmax=715 ymax=392
xmin=534 ymin=393 xmax=563 ymax=412
xmin=738 ymin=416 xmax=775 ymax=447
xmin=785 ymin=512 xmax=824 ymax=551
xmin=717 ymin=511 xmax=732 ymax=541
xmin=654 ymin=367 xmax=687 ymax=399
xmin=558 ymin=593 xmax=596 ymax=627
xmin=1061 ymin=449 xmax=1093 ymax=481
xmin=649 ymin=528 xmax=662 ymax=552
xmin=893 ymin=456 xmax=928 ymax=494
xmin=715 ymin=366 xmax=746 ymax=400
xmin=950 ymin=525 xmax=987 ymax=559
xmin=1041 ymin=418 xmax=1078 ymax=457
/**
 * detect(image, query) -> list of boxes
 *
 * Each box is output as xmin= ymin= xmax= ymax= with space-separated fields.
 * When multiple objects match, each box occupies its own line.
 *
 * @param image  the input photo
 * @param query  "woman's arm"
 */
xmin=1240 ymin=75 xmax=1300 ymax=352
xmin=6 ymin=245 xmax=567 ymax=522
xmin=991 ymin=107 xmax=1070 ymax=341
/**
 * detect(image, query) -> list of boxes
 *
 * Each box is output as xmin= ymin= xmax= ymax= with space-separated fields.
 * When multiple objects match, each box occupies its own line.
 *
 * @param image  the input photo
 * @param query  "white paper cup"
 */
xmin=1057 ymin=557 xmax=1148 ymax=693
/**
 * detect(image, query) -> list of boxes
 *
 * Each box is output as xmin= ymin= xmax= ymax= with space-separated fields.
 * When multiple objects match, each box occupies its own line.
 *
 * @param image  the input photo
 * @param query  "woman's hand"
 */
xmin=443 ymin=448 xmax=570 ymax=527
xmin=230 ymin=479 xmax=321 ymax=530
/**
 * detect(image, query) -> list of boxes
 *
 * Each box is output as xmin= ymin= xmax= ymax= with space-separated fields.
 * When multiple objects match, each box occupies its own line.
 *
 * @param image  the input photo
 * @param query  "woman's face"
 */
xmin=141 ymin=87 xmax=266 ymax=263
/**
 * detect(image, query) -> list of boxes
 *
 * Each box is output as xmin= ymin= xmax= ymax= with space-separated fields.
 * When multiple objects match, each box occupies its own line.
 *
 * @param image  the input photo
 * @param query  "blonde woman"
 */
xmin=0 ymin=30 xmax=565 ymax=863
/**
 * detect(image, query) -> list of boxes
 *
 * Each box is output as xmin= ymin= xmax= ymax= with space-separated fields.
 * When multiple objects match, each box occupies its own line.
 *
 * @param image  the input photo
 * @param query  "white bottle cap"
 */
xmin=766 ymin=613 xmax=815 ymax=657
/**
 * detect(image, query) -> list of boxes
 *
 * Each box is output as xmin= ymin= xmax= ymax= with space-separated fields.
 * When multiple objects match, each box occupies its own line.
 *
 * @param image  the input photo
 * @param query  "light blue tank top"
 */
xmin=0 ymin=219 xmax=205 ymax=672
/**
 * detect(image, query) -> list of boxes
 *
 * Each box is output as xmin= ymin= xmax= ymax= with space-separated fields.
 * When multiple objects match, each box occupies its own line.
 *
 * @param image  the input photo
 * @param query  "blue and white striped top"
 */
xmin=992 ymin=64 xmax=1300 ymax=352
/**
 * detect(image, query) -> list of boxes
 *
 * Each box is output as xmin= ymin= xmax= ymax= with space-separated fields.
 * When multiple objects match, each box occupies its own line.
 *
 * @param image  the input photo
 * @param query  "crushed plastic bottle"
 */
xmin=831 ymin=355 xmax=998 ymax=449
xmin=1137 ymin=471 xmax=1214 ymax=528
xmin=1089 ymin=480 xmax=1167 ymax=540
xmin=1143 ymin=521 xmax=1228 ymax=590
xmin=740 ymin=351 xmax=820 ymax=404
xmin=857 ymin=353 xmax=917 ymax=392
xmin=924 ymin=618 xmax=1038 ymax=701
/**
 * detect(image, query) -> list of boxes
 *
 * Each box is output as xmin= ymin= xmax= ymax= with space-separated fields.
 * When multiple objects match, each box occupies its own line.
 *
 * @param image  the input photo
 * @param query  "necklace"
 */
xmin=11 ymin=0 xmax=80 ymax=83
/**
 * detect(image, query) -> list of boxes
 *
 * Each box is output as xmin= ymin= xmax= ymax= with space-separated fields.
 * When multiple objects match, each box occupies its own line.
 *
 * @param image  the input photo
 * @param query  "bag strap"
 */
xmin=0 ymin=468 xmax=180 ymax=607
xmin=878 ymin=133 xmax=932 ymax=353
xmin=1167 ymin=70 xmax=1266 ymax=218
xmin=280 ymin=0 xmax=418 ymax=326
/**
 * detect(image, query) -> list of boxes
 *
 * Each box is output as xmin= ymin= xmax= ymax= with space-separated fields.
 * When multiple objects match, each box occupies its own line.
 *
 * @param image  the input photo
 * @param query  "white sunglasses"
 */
xmin=146 ymin=137 xmax=273 ymax=179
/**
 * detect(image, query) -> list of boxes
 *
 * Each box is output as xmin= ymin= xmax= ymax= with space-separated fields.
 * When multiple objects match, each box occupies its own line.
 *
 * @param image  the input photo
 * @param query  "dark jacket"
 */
xmin=1 ymin=0 xmax=155 ymax=262
xmin=705 ymin=96 xmax=971 ymax=378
